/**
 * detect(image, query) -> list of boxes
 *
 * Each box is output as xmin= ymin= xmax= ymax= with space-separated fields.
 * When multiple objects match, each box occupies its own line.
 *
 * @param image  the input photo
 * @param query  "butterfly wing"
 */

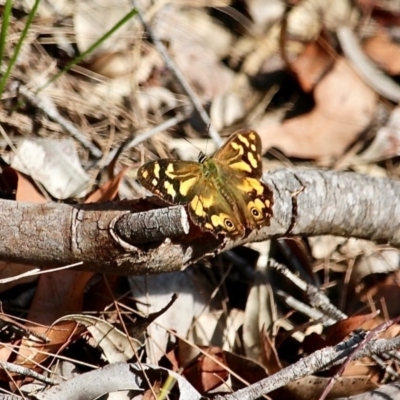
xmin=138 ymin=159 xmax=203 ymax=205
xmin=138 ymin=158 xmax=245 ymax=237
xmin=222 ymin=172 xmax=273 ymax=231
xmin=213 ymin=130 xmax=273 ymax=231
xmin=186 ymin=178 xmax=245 ymax=238
xmin=137 ymin=129 xmax=273 ymax=238
xmin=213 ymin=129 xmax=263 ymax=179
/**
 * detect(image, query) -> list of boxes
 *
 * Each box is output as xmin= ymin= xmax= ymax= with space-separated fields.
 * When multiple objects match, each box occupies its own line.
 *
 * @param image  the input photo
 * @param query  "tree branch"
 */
xmin=0 ymin=169 xmax=399 ymax=274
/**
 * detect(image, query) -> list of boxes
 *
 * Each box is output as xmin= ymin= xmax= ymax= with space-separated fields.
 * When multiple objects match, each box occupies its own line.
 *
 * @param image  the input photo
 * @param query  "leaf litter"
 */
xmin=0 ymin=0 xmax=400 ymax=399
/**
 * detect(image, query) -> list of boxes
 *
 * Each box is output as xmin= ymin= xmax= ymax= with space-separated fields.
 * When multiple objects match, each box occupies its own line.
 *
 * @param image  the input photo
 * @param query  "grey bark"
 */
xmin=0 ymin=168 xmax=399 ymax=274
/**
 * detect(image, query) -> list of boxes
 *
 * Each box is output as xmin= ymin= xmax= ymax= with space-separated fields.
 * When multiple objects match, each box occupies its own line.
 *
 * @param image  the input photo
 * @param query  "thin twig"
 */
xmin=215 ymin=334 xmax=400 ymax=400
xmin=130 ymin=0 xmax=222 ymax=146
xmin=12 ymin=82 xmax=103 ymax=159
xmin=104 ymin=113 xmax=186 ymax=173
xmin=0 ymin=361 xmax=55 ymax=385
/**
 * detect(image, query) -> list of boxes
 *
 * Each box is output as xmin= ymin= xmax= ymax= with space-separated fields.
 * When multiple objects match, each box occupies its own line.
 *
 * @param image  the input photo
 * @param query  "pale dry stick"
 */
xmin=269 ymin=260 xmax=347 ymax=321
xmin=0 ymin=361 xmax=54 ymax=385
xmin=130 ymin=0 xmax=222 ymax=147
xmin=11 ymin=82 xmax=103 ymax=159
xmin=274 ymin=289 xmax=336 ymax=326
xmin=271 ymin=260 xmax=399 ymax=381
xmin=103 ymin=113 xmax=186 ymax=171
xmin=215 ymin=334 xmax=400 ymax=400
xmin=318 ymin=318 xmax=400 ymax=400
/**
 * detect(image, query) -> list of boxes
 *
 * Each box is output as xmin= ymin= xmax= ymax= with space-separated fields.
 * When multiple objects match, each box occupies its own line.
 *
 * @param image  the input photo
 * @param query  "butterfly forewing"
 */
xmin=213 ymin=129 xmax=263 ymax=179
xmin=138 ymin=159 xmax=203 ymax=205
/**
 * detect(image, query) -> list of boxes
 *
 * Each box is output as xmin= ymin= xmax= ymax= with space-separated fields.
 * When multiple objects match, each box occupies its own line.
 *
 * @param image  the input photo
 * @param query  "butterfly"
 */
xmin=137 ymin=129 xmax=273 ymax=238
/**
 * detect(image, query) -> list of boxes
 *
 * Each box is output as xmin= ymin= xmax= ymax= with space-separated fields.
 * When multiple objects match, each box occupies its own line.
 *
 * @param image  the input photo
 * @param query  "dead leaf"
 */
xmin=291 ymin=39 xmax=334 ymax=92
xmin=10 ymin=138 xmax=90 ymax=199
xmin=363 ymin=31 xmax=400 ymax=75
xmin=257 ymin=58 xmax=377 ymax=159
xmin=183 ymin=347 xmax=228 ymax=394
xmin=74 ymin=0 xmax=136 ymax=60
xmin=86 ymin=168 xmax=128 ymax=203
xmin=57 ymin=314 xmax=142 ymax=363
xmin=128 ymin=270 xmax=212 ymax=364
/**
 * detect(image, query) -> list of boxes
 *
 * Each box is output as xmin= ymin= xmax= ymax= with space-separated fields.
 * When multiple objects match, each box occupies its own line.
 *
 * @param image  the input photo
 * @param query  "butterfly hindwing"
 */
xmin=186 ymin=179 xmax=245 ymax=237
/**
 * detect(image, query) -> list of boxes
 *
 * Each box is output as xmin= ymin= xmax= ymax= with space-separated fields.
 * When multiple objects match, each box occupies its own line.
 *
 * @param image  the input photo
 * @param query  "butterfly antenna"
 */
xmin=198 ymin=151 xmax=208 ymax=163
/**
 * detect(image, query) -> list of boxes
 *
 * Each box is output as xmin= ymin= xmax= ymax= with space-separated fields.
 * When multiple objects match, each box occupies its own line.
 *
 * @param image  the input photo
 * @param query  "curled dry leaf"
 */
xmin=128 ymin=270 xmax=211 ymax=364
xmin=57 ymin=314 xmax=141 ymax=363
xmin=11 ymin=138 xmax=90 ymax=199
xmin=35 ymin=362 xmax=202 ymax=400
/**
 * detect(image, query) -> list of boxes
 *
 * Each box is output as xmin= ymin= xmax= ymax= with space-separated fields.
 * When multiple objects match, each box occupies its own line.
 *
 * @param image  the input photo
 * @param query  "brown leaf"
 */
xmin=183 ymin=347 xmax=228 ymax=394
xmin=85 ymin=168 xmax=128 ymax=203
xmin=291 ymin=40 xmax=334 ymax=92
xmin=13 ymin=271 xmax=92 ymax=370
xmin=3 ymin=168 xmax=46 ymax=203
xmin=363 ymin=31 xmax=400 ymax=76
xmin=257 ymin=58 xmax=377 ymax=159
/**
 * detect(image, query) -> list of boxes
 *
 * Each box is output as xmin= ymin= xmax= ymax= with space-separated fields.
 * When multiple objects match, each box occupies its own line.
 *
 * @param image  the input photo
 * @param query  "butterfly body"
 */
xmin=138 ymin=130 xmax=273 ymax=238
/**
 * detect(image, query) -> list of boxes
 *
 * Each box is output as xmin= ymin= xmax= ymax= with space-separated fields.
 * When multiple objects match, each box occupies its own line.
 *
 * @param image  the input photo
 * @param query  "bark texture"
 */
xmin=0 ymin=168 xmax=399 ymax=274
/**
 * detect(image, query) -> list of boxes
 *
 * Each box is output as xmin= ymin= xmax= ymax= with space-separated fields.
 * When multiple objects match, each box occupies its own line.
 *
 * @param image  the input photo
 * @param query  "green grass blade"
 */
xmin=0 ymin=0 xmax=13 ymax=71
xmin=0 ymin=0 xmax=41 ymax=97
xmin=39 ymin=7 xmax=138 ymax=92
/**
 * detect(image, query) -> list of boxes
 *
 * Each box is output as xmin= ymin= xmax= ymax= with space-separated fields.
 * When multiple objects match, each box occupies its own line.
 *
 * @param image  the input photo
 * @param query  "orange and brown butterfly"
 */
xmin=137 ymin=129 xmax=273 ymax=238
